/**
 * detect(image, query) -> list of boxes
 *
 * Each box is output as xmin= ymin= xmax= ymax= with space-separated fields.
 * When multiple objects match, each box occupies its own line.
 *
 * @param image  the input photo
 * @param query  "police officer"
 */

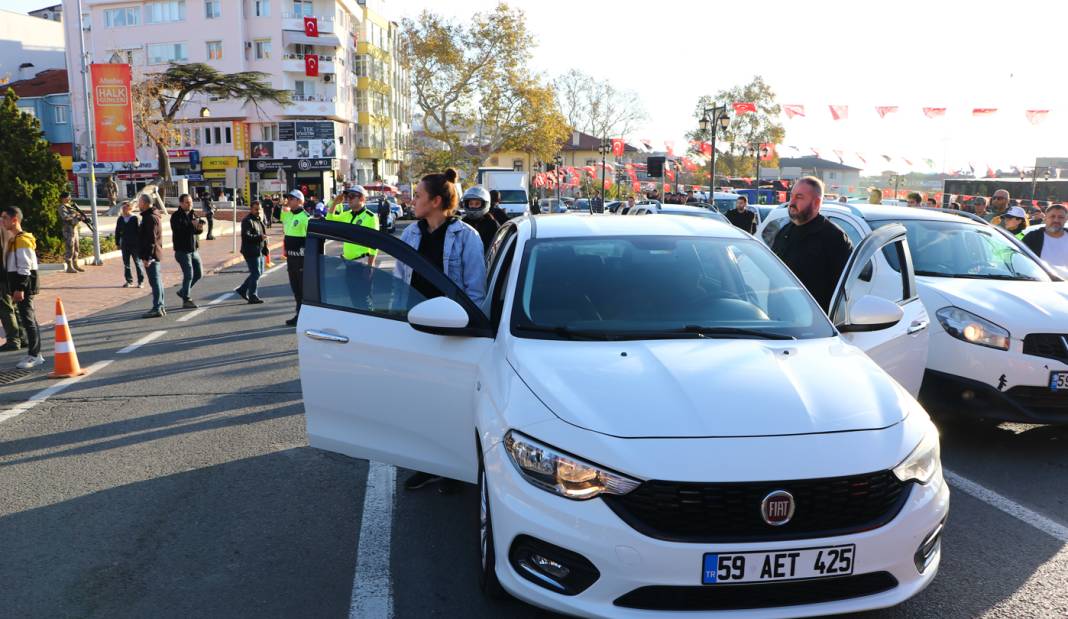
xmin=461 ymin=185 xmax=499 ymax=252
xmin=771 ymin=176 xmax=853 ymax=313
xmin=281 ymin=189 xmax=311 ymax=326
xmin=337 ymin=185 xmax=379 ymax=264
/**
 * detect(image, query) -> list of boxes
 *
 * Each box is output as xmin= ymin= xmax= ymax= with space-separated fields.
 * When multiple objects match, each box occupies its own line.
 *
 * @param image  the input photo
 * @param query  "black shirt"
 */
xmin=771 ymin=214 xmax=854 ymax=313
xmin=463 ymin=213 xmax=500 ymax=253
xmin=725 ymin=208 xmax=757 ymax=234
xmin=410 ymin=217 xmax=456 ymax=301
xmin=170 ymin=208 xmax=200 ymax=253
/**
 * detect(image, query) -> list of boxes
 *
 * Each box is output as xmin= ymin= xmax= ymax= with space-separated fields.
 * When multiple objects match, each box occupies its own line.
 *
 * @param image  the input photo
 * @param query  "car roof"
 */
xmin=523 ymin=212 xmax=748 ymax=240
xmin=815 ymin=202 xmax=989 ymax=225
xmin=713 ymin=192 xmax=739 ymax=199
xmin=658 ymin=204 xmax=714 ymax=214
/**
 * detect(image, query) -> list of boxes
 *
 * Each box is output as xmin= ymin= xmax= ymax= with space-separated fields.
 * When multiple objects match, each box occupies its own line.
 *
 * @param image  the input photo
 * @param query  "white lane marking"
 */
xmin=945 ymin=468 xmax=1068 ymax=543
xmin=0 ymin=360 xmax=114 ymax=425
xmin=176 ymin=292 xmax=235 ymax=323
xmin=117 ymin=330 xmax=167 ymax=354
xmin=350 ymin=461 xmax=396 ymax=619
xmin=262 ymin=262 xmax=286 ymax=277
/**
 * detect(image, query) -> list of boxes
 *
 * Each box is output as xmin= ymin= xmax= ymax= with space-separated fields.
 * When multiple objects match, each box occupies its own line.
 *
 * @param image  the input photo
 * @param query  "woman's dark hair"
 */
xmin=421 ymin=168 xmax=460 ymax=215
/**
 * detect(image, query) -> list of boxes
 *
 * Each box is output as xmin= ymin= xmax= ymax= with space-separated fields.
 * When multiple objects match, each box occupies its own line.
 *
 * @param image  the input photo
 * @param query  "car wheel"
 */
xmin=478 ymin=449 xmax=506 ymax=599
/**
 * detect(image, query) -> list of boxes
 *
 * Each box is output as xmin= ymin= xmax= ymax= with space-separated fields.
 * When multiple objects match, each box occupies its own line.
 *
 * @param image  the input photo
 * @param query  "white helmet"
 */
xmin=462 ymin=185 xmax=491 ymax=216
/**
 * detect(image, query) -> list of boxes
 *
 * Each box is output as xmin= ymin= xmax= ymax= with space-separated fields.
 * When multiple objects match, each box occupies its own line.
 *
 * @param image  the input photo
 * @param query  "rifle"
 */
xmin=65 ymin=203 xmax=96 ymax=235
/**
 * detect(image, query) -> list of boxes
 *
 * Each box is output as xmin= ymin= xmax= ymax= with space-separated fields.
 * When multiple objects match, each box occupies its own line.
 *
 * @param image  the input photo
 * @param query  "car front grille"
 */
xmin=1004 ymin=386 xmax=1068 ymax=416
xmin=601 ymin=470 xmax=910 ymax=543
xmin=613 ymin=572 xmax=899 ymax=611
xmin=1023 ymin=333 xmax=1068 ymax=364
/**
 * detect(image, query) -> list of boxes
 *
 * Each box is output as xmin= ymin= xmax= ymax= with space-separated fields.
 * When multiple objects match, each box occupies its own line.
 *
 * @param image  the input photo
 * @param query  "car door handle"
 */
xmin=907 ymin=320 xmax=929 ymax=334
xmin=304 ymin=329 xmax=350 ymax=344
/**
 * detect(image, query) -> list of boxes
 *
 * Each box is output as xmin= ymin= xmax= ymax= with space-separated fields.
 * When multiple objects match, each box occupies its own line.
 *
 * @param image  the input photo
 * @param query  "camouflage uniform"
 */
xmin=60 ymin=204 xmax=81 ymax=263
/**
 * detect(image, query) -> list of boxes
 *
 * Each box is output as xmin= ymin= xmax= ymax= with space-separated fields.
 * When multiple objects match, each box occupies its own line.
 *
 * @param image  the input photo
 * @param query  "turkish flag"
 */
xmin=699 ymin=141 xmax=712 ymax=156
xmin=632 ymin=181 xmax=641 ymax=192
xmin=759 ymin=143 xmax=776 ymax=161
xmin=305 ymin=54 xmax=319 ymax=77
xmin=922 ymin=107 xmax=946 ymax=119
xmin=829 ymin=105 xmax=848 ymax=121
xmin=783 ymin=104 xmax=805 ymax=119
xmin=972 ymin=108 xmax=997 ymax=116
xmin=663 ymin=183 xmax=671 ymax=193
xmin=875 ymin=106 xmax=898 ymax=119
xmin=611 ymin=138 xmax=624 ymax=157
xmin=304 ymin=16 xmax=319 ymax=37
xmin=733 ymin=102 xmax=757 ymax=115
xmin=665 ymin=141 xmax=674 ymax=156
xmin=1025 ymin=109 xmax=1050 ymax=125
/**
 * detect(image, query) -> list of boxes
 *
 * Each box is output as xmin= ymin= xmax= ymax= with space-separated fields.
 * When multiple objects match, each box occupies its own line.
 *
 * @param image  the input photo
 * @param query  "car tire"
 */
xmin=478 ymin=447 xmax=507 ymax=599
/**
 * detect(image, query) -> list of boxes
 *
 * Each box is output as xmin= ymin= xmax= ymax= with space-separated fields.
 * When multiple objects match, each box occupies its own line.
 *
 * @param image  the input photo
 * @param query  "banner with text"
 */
xmin=90 ymin=63 xmax=135 ymax=162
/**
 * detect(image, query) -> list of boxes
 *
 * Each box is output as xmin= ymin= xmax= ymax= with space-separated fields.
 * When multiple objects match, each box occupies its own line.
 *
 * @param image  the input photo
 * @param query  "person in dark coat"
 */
xmin=487 ymin=189 xmax=509 ymax=226
xmin=771 ymin=176 xmax=854 ymax=313
xmin=171 ymin=194 xmax=205 ymax=309
xmin=461 ymin=185 xmax=499 ymax=252
xmin=137 ymin=194 xmax=165 ymax=317
xmin=200 ymin=192 xmax=216 ymax=240
xmin=114 ymin=200 xmax=144 ymax=288
xmin=235 ymin=200 xmax=268 ymax=304
xmin=725 ymin=195 xmax=757 ymax=234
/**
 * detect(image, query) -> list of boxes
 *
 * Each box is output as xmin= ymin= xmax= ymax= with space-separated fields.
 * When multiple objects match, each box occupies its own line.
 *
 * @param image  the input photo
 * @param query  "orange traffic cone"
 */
xmin=265 ymin=250 xmax=273 ymax=268
xmin=50 ymin=298 xmax=85 ymax=378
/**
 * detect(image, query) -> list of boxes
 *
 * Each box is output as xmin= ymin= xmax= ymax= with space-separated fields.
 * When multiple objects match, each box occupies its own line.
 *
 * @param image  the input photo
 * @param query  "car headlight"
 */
xmin=504 ymin=431 xmax=641 ymax=500
xmin=935 ymin=306 xmax=1010 ymax=350
xmin=893 ymin=428 xmax=942 ymax=485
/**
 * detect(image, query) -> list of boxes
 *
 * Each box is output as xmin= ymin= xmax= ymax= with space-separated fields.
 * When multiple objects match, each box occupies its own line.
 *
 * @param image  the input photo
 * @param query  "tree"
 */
xmin=400 ymin=3 xmax=569 ymax=178
xmin=0 ymin=88 xmax=66 ymax=251
xmin=687 ymin=75 xmax=785 ymax=178
xmin=553 ymin=69 xmax=647 ymax=139
xmin=132 ymin=63 xmax=290 ymax=183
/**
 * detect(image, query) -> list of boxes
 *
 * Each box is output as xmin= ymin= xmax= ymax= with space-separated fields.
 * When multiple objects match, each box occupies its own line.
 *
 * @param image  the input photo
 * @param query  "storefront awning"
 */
xmin=283 ymin=30 xmax=342 ymax=48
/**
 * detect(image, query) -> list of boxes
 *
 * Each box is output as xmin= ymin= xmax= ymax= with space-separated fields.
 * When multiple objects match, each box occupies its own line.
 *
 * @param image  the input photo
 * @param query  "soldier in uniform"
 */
xmin=59 ymin=192 xmax=85 ymax=273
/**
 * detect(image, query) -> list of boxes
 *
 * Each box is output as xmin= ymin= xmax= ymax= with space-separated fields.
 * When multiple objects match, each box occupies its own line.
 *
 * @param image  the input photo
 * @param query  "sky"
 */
xmin=8 ymin=0 xmax=1066 ymax=175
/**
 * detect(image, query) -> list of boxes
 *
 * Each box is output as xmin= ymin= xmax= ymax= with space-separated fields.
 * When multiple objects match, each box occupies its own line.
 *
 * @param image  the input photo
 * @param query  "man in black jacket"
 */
xmin=138 ymin=195 xmax=166 ymax=318
xmin=200 ymin=192 xmax=216 ymax=240
xmin=235 ymin=200 xmax=268 ymax=304
xmin=115 ymin=201 xmax=143 ymax=288
xmin=771 ymin=176 xmax=854 ymax=313
xmin=725 ymin=195 xmax=757 ymax=233
xmin=171 ymin=194 xmax=204 ymax=309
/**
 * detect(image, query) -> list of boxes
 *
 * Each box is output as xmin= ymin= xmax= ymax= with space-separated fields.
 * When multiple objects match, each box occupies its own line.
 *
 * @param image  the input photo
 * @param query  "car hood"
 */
xmin=508 ymin=338 xmax=910 ymax=438
xmin=919 ymin=277 xmax=1068 ymax=332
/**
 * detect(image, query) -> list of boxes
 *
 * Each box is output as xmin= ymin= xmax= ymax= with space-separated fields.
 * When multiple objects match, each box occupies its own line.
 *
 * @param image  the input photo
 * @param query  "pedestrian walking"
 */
xmin=0 ymin=223 xmax=25 ymax=352
xmin=725 ymin=195 xmax=757 ymax=234
xmin=487 ymin=189 xmax=509 ymax=226
xmin=771 ymin=176 xmax=854 ymax=313
xmin=201 ymin=191 xmax=216 ymax=240
xmin=171 ymin=194 xmax=205 ymax=309
xmin=58 ymin=192 xmax=85 ymax=273
xmin=1022 ymin=203 xmax=1068 ymax=275
xmin=105 ymin=177 xmax=118 ymax=212
xmin=235 ymin=200 xmax=268 ymax=304
xmin=138 ymin=194 xmax=166 ymax=318
xmin=461 ymin=185 xmax=500 ymax=252
xmin=114 ymin=200 xmax=144 ymax=288
xmin=1 ymin=207 xmax=43 ymax=369
xmin=262 ymin=194 xmax=275 ymax=229
xmin=396 ymin=168 xmax=486 ymax=492
xmin=281 ymin=189 xmax=310 ymax=326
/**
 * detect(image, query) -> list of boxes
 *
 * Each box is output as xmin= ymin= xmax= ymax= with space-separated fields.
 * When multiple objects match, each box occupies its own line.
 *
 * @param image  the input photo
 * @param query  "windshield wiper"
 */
xmin=514 ymin=324 xmax=620 ymax=340
xmin=940 ymin=273 xmax=1038 ymax=281
xmin=675 ymin=325 xmax=797 ymax=340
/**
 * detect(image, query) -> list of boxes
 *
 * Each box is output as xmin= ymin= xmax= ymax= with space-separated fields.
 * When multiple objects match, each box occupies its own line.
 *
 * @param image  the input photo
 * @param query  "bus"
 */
xmin=941 ymin=178 xmax=1068 ymax=204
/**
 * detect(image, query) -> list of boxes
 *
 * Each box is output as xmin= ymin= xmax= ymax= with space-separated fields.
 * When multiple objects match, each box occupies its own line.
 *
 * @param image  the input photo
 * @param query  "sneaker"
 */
xmin=137 ymin=282 xmax=145 ymax=289
xmin=285 ymin=316 xmax=299 ymax=326
xmin=182 ymin=299 xmax=199 ymax=309
xmin=122 ymin=282 xmax=133 ymax=288
xmin=142 ymin=309 xmax=165 ymax=319
xmin=248 ymin=296 xmax=264 ymax=304
xmin=0 ymin=341 xmax=21 ymax=352
xmin=16 ymin=355 xmax=44 ymax=370
xmin=404 ymin=472 xmax=444 ymax=491
xmin=234 ymin=288 xmax=249 ymax=301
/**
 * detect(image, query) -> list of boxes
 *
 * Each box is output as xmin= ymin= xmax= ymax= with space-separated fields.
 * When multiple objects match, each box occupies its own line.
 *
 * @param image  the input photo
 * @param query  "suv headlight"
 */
xmin=504 ymin=431 xmax=641 ymax=500
xmin=893 ymin=429 xmax=942 ymax=485
xmin=935 ymin=306 xmax=1010 ymax=351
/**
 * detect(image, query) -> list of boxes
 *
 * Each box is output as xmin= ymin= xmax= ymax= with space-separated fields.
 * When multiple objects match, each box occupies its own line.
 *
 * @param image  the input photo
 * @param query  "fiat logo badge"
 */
xmin=761 ymin=490 xmax=795 ymax=526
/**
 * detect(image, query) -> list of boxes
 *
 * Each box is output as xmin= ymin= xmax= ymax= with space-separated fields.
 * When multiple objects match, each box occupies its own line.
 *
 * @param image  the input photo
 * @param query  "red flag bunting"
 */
xmin=875 ymin=106 xmax=899 ymax=119
xmin=829 ymin=105 xmax=848 ymax=120
xmin=665 ymin=140 xmax=674 ymax=156
xmin=611 ymin=138 xmax=624 ymax=157
xmin=1025 ymin=110 xmax=1050 ymax=125
xmin=304 ymin=16 xmax=319 ymax=37
xmin=733 ymin=102 xmax=757 ymax=115
xmin=783 ymin=104 xmax=805 ymax=119
xmin=922 ymin=107 xmax=946 ymax=119
xmin=972 ymin=108 xmax=997 ymax=116
xmin=855 ymin=153 xmax=867 ymax=165
xmin=759 ymin=143 xmax=776 ymax=161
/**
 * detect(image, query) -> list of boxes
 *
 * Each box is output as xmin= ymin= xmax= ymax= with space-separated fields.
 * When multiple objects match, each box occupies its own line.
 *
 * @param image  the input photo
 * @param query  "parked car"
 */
xmin=537 ymin=198 xmax=569 ymax=214
xmin=363 ymin=202 xmax=395 ymax=233
xmin=298 ymin=214 xmax=946 ymax=617
xmin=758 ymin=202 xmax=1067 ymax=424
xmin=630 ymin=203 xmax=730 ymax=224
xmin=570 ymin=199 xmax=592 ymax=213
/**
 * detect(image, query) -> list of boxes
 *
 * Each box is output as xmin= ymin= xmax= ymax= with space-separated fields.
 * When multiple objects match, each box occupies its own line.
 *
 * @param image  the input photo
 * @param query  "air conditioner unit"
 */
xmin=323 ymin=74 xmax=333 ymax=83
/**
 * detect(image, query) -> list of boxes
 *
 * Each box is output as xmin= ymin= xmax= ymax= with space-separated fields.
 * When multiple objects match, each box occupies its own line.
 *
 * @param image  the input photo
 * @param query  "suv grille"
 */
xmin=1005 ymin=386 xmax=1068 ymax=416
xmin=1023 ymin=334 xmax=1068 ymax=364
xmin=602 ymin=470 xmax=910 ymax=543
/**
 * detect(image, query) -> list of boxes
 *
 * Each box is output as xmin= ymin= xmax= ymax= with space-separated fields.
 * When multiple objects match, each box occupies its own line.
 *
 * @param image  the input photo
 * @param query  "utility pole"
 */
xmin=76 ymin=0 xmax=103 ymax=264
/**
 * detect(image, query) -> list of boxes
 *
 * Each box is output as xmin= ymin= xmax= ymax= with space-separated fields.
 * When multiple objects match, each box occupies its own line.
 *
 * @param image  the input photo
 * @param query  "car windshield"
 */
xmin=497 ymin=190 xmax=526 ymax=203
xmin=511 ymin=236 xmax=835 ymax=340
xmin=666 ymin=210 xmax=720 ymax=219
xmin=712 ymin=198 xmax=737 ymax=213
xmin=872 ymin=219 xmax=1051 ymax=281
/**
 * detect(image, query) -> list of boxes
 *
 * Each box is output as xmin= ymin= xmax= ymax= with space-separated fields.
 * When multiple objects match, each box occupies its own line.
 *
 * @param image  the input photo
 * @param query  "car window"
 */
xmin=761 ymin=214 xmax=787 ymax=246
xmin=490 ymin=237 xmax=517 ymax=328
xmin=485 ymin=223 xmax=517 ymax=281
xmin=510 ymin=236 xmax=835 ymax=340
xmin=318 ymin=246 xmax=436 ymax=321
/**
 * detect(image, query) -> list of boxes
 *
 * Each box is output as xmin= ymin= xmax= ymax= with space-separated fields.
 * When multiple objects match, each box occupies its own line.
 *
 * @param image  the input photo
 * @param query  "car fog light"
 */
xmin=509 ymin=535 xmax=600 ymax=596
xmin=914 ymin=519 xmax=945 ymax=574
xmin=531 ymin=553 xmax=571 ymax=579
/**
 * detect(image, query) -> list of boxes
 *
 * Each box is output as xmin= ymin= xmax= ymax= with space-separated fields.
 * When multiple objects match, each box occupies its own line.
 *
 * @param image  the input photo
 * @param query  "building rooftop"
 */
xmin=778 ymin=157 xmax=862 ymax=172
xmin=562 ymin=130 xmax=639 ymax=153
xmin=5 ymin=68 xmax=68 ymax=97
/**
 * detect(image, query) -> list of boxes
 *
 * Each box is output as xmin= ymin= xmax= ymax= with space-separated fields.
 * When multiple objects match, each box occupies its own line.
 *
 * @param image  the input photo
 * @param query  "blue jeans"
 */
xmin=122 ymin=247 xmax=144 ymax=284
xmin=146 ymin=260 xmax=164 ymax=311
xmin=238 ymin=254 xmax=264 ymax=298
xmin=175 ymin=250 xmax=202 ymax=299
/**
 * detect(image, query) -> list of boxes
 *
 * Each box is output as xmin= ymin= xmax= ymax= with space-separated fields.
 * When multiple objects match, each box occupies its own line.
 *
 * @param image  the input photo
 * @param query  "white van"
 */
xmin=479 ymin=169 xmax=529 ymax=218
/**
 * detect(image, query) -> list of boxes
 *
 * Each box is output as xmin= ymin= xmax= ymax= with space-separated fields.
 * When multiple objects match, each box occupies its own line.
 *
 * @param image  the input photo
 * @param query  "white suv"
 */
xmin=759 ymin=203 xmax=1068 ymax=424
xmin=298 ymin=214 xmax=947 ymax=617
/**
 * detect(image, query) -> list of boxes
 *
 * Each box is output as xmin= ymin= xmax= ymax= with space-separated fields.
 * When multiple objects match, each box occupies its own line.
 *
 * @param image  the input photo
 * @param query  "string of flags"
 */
xmin=732 ymin=102 xmax=1052 ymax=125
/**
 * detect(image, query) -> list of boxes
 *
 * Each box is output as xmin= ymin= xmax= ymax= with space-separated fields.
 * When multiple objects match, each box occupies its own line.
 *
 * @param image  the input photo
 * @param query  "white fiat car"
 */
xmin=759 ymin=204 xmax=1068 ymax=424
xmin=298 ymin=214 xmax=948 ymax=618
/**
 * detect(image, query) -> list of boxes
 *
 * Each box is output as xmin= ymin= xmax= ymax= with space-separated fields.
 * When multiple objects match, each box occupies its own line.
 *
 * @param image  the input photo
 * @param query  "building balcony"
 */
xmin=281 ymin=13 xmax=335 ymax=33
xmin=282 ymin=53 xmax=336 ymax=74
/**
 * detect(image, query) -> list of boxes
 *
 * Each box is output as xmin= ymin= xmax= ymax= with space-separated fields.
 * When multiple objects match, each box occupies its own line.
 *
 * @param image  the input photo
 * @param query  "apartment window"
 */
xmin=205 ymin=0 xmax=220 ymax=18
xmin=225 ymin=126 xmax=232 ymax=143
xmin=144 ymin=1 xmax=186 ymax=24
xmin=18 ymin=106 xmax=35 ymax=119
xmin=53 ymin=105 xmax=68 ymax=124
xmin=104 ymin=7 xmax=139 ymax=27
xmin=207 ymin=40 xmax=223 ymax=60
xmin=261 ymin=123 xmax=278 ymax=141
xmin=147 ymin=42 xmax=188 ymax=64
xmin=204 ymin=127 xmax=212 ymax=143
xmin=254 ymin=39 xmax=271 ymax=59
xmin=292 ymin=1 xmax=313 ymax=17
xmin=213 ymin=127 xmax=222 ymax=144
xmin=254 ymin=0 xmax=270 ymax=17
xmin=513 ymin=160 xmax=524 ymax=172
xmin=294 ymin=80 xmax=315 ymax=99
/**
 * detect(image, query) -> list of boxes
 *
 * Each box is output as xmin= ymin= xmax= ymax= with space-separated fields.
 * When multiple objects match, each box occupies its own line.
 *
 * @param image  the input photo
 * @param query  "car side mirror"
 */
xmin=408 ymin=296 xmax=470 ymax=335
xmin=839 ymin=295 xmax=904 ymax=333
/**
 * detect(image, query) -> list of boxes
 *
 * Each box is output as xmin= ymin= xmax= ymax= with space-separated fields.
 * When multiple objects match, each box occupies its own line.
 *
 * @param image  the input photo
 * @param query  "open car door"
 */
xmin=828 ymin=224 xmax=930 ymax=397
xmin=297 ymin=221 xmax=494 ymax=483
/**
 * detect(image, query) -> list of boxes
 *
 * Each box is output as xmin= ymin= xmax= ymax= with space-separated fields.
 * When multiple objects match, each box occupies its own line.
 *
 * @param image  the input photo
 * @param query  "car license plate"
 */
xmin=1051 ymin=372 xmax=1068 ymax=391
xmin=702 ymin=544 xmax=855 ymax=585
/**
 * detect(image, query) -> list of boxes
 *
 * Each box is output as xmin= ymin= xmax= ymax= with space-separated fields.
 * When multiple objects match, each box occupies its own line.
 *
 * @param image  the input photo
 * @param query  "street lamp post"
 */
xmin=532 ymin=161 xmax=542 ymax=212
xmin=699 ymin=104 xmax=730 ymax=199
xmin=554 ymin=155 xmax=563 ymax=208
xmin=599 ymin=137 xmax=610 ymax=213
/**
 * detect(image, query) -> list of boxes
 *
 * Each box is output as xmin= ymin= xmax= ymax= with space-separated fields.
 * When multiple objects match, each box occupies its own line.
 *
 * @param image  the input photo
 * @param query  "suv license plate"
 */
xmin=1051 ymin=372 xmax=1068 ymax=391
xmin=702 ymin=544 xmax=855 ymax=585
